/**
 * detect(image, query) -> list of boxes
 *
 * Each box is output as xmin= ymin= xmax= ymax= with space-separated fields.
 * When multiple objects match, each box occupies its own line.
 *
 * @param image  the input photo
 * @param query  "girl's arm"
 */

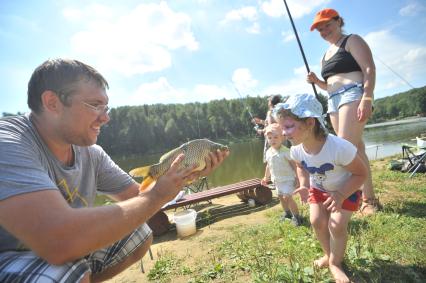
xmin=324 ymin=154 xmax=368 ymax=211
xmin=292 ymin=160 xmax=310 ymax=203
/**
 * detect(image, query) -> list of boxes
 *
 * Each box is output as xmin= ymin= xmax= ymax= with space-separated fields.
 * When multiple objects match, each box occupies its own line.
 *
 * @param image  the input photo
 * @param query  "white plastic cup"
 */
xmin=248 ymin=198 xmax=256 ymax=208
xmin=173 ymin=209 xmax=197 ymax=238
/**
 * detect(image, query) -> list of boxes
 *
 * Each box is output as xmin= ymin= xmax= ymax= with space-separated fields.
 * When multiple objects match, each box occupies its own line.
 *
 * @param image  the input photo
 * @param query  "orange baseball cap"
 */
xmin=310 ymin=8 xmax=339 ymax=31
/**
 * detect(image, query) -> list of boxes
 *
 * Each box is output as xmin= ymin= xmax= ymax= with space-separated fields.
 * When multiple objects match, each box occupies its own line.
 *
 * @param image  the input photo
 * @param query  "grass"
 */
xmin=145 ymin=156 xmax=426 ymax=282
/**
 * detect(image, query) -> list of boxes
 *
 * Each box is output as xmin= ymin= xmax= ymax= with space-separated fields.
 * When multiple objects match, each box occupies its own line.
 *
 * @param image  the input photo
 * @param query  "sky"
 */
xmin=1 ymin=0 xmax=425 ymax=114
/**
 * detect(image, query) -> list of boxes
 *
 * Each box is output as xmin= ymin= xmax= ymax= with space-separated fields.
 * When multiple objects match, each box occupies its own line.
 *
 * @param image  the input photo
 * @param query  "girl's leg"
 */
xmin=278 ymin=195 xmax=290 ymax=212
xmin=310 ymin=203 xmax=330 ymax=268
xmin=328 ymin=209 xmax=353 ymax=283
xmin=283 ymin=195 xmax=299 ymax=216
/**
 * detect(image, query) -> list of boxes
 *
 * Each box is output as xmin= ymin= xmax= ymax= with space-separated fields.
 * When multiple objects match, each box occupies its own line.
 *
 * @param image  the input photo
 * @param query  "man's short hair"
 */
xmin=27 ymin=58 xmax=109 ymax=113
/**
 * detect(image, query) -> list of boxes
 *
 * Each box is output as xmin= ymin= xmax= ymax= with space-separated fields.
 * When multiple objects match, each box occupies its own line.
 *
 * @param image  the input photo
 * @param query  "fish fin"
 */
xmin=129 ymin=166 xmax=151 ymax=177
xmin=159 ymin=147 xmax=181 ymax=163
xmin=139 ymin=176 xmax=155 ymax=192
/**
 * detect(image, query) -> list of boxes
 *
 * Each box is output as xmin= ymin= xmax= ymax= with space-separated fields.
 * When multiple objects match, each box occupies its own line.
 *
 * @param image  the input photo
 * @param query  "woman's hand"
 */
xmin=260 ymin=178 xmax=269 ymax=186
xmin=357 ymin=98 xmax=373 ymax=122
xmin=306 ymin=72 xmax=319 ymax=84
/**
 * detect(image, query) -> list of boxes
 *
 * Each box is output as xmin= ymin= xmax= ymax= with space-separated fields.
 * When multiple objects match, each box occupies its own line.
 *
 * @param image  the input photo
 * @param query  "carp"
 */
xmin=129 ymin=139 xmax=229 ymax=191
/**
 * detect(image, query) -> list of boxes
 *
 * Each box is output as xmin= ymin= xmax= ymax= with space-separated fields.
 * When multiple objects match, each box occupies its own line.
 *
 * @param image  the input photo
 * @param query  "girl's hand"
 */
xmin=357 ymin=98 xmax=373 ymax=122
xmin=323 ymin=191 xmax=345 ymax=212
xmin=260 ymin=178 xmax=268 ymax=186
xmin=293 ymin=186 xmax=309 ymax=204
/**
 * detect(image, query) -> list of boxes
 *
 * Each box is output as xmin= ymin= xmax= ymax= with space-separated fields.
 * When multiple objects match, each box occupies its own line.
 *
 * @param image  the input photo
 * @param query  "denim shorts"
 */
xmin=275 ymin=180 xmax=295 ymax=196
xmin=0 ymin=224 xmax=152 ymax=283
xmin=327 ymin=83 xmax=363 ymax=113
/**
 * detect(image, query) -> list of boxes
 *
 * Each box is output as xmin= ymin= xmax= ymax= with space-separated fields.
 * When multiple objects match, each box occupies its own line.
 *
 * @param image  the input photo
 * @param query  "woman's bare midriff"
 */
xmin=326 ymin=71 xmax=363 ymax=94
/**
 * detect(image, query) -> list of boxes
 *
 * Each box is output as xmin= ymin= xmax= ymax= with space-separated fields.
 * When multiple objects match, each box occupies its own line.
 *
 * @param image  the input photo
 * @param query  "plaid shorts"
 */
xmin=0 ymin=223 xmax=152 ymax=283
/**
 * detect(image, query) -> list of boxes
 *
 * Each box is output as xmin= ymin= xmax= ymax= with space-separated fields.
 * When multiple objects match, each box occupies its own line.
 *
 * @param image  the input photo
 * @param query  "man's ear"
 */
xmin=40 ymin=90 xmax=62 ymax=113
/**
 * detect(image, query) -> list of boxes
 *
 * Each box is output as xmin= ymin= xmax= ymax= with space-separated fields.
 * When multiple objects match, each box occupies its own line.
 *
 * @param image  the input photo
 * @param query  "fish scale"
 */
xmin=129 ymin=139 xmax=228 ymax=191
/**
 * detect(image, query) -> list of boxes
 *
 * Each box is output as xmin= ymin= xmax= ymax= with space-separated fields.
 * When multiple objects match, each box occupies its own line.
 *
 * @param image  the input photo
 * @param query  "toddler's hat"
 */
xmin=273 ymin=93 xmax=327 ymax=131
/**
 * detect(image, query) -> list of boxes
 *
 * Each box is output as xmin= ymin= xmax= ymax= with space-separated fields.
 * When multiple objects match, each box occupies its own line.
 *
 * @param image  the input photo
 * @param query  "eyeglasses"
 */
xmin=81 ymin=101 xmax=110 ymax=115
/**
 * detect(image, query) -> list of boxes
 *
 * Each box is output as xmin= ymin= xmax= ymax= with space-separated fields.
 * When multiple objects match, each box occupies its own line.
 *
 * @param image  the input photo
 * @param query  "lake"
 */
xmin=113 ymin=117 xmax=426 ymax=188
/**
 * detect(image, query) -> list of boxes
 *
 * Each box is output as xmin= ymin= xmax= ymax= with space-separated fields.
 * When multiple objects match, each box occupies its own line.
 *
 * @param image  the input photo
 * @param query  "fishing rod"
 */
xmin=282 ymin=0 xmax=319 ymax=100
xmin=231 ymin=82 xmax=261 ymax=132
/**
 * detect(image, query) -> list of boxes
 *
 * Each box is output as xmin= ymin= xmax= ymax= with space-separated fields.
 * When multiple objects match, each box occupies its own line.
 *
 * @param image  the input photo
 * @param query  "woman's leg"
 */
xmin=328 ymin=209 xmax=353 ymax=283
xmin=310 ymin=203 xmax=330 ymax=268
xmin=331 ymin=102 xmax=379 ymax=215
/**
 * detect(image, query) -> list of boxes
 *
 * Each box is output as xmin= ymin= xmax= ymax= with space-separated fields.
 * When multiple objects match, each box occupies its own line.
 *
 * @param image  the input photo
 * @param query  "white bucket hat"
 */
xmin=273 ymin=93 xmax=327 ymax=131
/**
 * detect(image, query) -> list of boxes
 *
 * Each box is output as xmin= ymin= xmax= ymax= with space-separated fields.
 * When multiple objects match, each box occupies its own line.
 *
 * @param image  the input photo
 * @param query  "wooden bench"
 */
xmin=147 ymin=178 xmax=272 ymax=235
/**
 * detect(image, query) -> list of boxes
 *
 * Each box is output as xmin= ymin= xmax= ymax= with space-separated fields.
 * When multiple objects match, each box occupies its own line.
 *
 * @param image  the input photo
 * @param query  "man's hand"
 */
xmin=149 ymin=154 xmax=197 ymax=201
xmin=198 ymin=149 xmax=229 ymax=178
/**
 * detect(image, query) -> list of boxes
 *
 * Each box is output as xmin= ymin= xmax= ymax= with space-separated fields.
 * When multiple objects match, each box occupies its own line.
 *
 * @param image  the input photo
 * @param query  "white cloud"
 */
xmin=67 ymin=2 xmax=198 ymax=76
xmin=232 ymin=68 xmax=259 ymax=92
xmin=282 ymin=30 xmax=296 ymax=42
xmin=364 ymin=29 xmax=426 ymax=94
xmin=261 ymin=63 xmax=315 ymax=96
xmin=399 ymin=2 xmax=425 ymax=16
xmin=246 ymin=22 xmax=261 ymax=34
xmin=63 ymin=4 xmax=114 ymax=21
xmin=221 ymin=6 xmax=258 ymax=24
xmin=193 ymin=84 xmax=231 ymax=101
xmin=261 ymin=0 xmax=331 ymax=19
xmin=120 ymin=77 xmax=232 ymax=106
xmin=220 ymin=6 xmax=260 ymax=34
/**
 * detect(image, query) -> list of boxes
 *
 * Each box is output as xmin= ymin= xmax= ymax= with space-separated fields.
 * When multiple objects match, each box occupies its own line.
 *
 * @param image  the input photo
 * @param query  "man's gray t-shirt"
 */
xmin=0 ymin=115 xmax=136 ymax=252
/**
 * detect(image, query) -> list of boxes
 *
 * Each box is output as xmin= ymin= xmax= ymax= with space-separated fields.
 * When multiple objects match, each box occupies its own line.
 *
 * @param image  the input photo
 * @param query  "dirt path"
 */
xmin=105 ymin=192 xmax=282 ymax=282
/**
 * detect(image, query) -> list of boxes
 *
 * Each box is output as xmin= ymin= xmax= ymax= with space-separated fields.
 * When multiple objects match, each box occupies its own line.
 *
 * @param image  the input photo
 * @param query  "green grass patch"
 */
xmin=146 ymin=157 xmax=426 ymax=282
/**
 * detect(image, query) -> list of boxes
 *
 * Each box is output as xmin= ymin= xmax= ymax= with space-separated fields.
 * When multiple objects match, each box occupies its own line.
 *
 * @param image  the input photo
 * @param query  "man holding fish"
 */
xmin=0 ymin=58 xmax=229 ymax=282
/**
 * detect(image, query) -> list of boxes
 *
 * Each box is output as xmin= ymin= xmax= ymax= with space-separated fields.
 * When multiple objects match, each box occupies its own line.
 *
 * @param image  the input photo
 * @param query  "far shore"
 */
xmin=365 ymin=116 xmax=426 ymax=129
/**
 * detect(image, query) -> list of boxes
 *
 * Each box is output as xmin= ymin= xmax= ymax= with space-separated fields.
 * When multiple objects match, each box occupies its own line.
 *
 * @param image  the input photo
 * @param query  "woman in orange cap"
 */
xmin=306 ymin=8 xmax=381 ymax=219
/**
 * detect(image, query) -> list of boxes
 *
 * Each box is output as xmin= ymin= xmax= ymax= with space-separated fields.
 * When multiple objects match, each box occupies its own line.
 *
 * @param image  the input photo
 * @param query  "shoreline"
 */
xmin=365 ymin=116 xmax=426 ymax=129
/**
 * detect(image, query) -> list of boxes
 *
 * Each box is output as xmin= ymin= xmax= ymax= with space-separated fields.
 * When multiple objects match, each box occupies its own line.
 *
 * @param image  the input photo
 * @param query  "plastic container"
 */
xmin=248 ymin=198 xmax=256 ymax=208
xmin=173 ymin=209 xmax=197 ymax=238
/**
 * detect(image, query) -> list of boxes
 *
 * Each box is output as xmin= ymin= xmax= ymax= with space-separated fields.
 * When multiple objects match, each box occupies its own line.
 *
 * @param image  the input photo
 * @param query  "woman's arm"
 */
xmin=306 ymin=71 xmax=328 ymax=90
xmin=347 ymin=34 xmax=376 ymax=122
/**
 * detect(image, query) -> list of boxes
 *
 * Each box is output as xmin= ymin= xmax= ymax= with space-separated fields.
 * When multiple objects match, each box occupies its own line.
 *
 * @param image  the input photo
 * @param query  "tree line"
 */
xmin=2 ymin=85 xmax=425 ymax=156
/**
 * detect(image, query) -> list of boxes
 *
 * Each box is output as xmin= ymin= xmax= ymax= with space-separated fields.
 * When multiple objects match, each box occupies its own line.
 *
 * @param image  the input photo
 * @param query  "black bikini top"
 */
xmin=321 ymin=35 xmax=362 ymax=81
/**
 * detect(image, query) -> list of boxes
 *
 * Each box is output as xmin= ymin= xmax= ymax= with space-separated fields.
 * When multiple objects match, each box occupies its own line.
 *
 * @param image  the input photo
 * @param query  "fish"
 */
xmin=129 ymin=139 xmax=229 ymax=191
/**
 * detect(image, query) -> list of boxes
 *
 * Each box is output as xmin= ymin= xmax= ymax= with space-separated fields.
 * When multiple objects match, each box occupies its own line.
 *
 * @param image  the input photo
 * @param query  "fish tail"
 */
xmin=129 ymin=166 xmax=151 ymax=178
xmin=139 ymin=176 xmax=155 ymax=192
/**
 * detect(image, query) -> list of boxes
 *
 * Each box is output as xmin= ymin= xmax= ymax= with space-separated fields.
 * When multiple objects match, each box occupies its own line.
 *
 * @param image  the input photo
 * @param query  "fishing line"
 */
xmin=374 ymin=55 xmax=416 ymax=89
xmin=282 ymin=0 xmax=319 ymax=101
xmin=230 ymin=81 xmax=260 ymax=132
